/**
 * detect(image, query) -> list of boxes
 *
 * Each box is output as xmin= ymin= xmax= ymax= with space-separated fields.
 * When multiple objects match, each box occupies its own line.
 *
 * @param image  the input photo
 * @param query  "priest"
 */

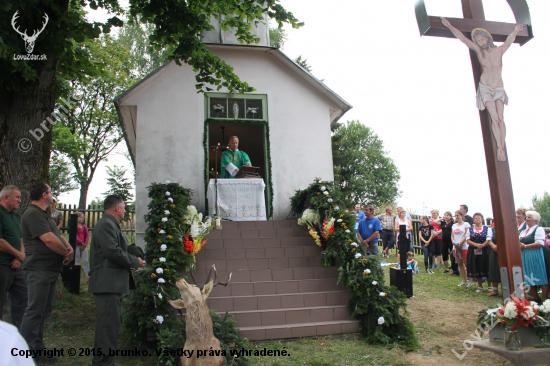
xmin=220 ymin=136 xmax=251 ymax=178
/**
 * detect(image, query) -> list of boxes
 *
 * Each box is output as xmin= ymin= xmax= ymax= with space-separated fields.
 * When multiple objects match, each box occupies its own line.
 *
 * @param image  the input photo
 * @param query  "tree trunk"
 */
xmin=0 ymin=56 xmax=59 ymax=209
xmin=78 ymin=180 xmax=90 ymax=209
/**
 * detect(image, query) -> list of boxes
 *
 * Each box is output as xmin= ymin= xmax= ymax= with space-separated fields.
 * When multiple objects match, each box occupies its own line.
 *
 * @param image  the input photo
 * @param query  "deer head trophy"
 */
xmin=168 ymin=265 xmax=232 ymax=366
xmin=11 ymin=11 xmax=49 ymax=54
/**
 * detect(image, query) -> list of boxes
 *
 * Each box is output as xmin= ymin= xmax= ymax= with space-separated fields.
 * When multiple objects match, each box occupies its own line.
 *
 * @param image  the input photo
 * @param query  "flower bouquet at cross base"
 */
xmin=533 ymin=299 xmax=550 ymax=347
xmin=495 ymin=296 xmax=538 ymax=331
xmin=181 ymin=205 xmax=212 ymax=259
xmin=298 ymin=209 xmax=336 ymax=266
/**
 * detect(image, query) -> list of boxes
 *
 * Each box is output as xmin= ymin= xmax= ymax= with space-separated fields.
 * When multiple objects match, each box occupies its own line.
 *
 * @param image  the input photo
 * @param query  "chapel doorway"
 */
xmin=205 ymin=121 xmax=272 ymax=218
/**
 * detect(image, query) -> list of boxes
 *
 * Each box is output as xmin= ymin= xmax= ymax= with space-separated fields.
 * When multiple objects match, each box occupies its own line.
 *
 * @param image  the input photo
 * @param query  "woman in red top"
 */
xmin=75 ymin=211 xmax=90 ymax=282
xmin=429 ymin=210 xmax=444 ymax=270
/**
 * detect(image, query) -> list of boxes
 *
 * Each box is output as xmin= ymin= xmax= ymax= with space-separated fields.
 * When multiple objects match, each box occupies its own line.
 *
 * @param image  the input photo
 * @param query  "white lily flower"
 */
xmin=161 ymin=218 xmax=168 ymax=222
xmin=157 ymin=293 xmax=163 ymax=299
xmin=378 ymin=316 xmax=385 ymax=325
xmin=158 ymin=278 xmax=166 ymax=283
xmin=351 ymin=243 xmax=358 ymax=247
xmin=372 ymin=280 xmax=378 ymax=285
xmin=154 ymin=315 xmax=164 ymax=324
xmin=156 ymin=268 xmax=163 ymax=274
xmin=337 ymin=219 xmax=343 ymax=222
xmin=323 ymin=191 xmax=329 ymax=195
xmin=160 ymin=244 xmax=167 ymax=251
xmin=159 ymin=229 xmax=166 ymax=234
xmin=168 ymin=197 xmax=173 ymax=203
xmin=164 ymin=210 xmax=170 ymax=215
xmin=320 ymin=186 xmax=326 ymax=191
xmin=364 ymin=269 xmax=371 ymax=274
xmin=327 ymin=198 xmax=333 ymax=203
xmin=334 ymin=206 xmax=340 ymax=210
xmin=345 ymin=229 xmax=350 ymax=233
xmin=165 ymin=191 xmax=171 ymax=196
xmin=159 ymin=257 xmax=166 ymax=262
xmin=355 ymin=253 xmax=362 ymax=258
xmin=379 ymin=292 xmax=387 ymax=297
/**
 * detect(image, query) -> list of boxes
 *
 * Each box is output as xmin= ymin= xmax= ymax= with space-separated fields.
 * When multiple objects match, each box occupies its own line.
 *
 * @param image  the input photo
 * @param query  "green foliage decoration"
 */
xmin=122 ymin=181 xmax=194 ymax=365
xmin=290 ymin=179 xmax=419 ymax=350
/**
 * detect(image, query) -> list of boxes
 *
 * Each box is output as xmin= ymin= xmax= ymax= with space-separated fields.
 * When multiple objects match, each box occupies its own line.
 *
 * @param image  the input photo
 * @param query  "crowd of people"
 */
xmin=0 ymin=183 xmax=145 ymax=365
xmin=352 ymin=204 xmax=550 ymax=302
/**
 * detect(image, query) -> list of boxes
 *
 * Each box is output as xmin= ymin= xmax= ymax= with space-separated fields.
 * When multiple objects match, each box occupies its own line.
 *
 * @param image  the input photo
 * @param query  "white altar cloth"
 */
xmin=207 ymin=178 xmax=267 ymax=221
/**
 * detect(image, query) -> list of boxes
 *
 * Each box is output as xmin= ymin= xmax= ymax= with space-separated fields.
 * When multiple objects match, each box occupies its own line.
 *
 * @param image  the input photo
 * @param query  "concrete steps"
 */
xmin=194 ymin=219 xmax=359 ymax=340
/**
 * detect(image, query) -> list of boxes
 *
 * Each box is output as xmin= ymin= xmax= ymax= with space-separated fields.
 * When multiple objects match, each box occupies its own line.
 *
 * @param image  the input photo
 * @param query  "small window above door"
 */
xmin=206 ymin=93 xmax=267 ymax=120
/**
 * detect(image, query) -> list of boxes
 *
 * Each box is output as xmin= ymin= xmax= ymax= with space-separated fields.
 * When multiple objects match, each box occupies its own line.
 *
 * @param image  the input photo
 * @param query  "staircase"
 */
xmin=192 ymin=220 xmax=359 ymax=340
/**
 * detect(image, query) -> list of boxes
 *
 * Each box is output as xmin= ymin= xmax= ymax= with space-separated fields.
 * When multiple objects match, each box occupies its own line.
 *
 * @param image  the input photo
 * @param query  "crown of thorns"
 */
xmin=471 ymin=28 xmax=493 ymax=43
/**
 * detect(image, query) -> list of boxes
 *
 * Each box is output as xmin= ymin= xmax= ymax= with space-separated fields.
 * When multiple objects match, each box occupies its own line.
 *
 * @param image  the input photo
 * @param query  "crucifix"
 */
xmin=415 ymin=0 xmax=533 ymax=301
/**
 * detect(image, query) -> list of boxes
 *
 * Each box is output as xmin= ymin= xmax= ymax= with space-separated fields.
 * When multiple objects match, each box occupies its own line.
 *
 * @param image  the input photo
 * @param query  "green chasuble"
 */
xmin=220 ymin=149 xmax=251 ymax=178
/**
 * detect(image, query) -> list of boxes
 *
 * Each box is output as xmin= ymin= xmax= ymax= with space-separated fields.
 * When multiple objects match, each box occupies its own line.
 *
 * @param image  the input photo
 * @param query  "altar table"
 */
xmin=207 ymin=178 xmax=267 ymax=221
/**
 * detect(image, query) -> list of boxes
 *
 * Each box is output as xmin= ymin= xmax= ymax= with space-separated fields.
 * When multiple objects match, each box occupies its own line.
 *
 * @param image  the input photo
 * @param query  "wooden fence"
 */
xmin=56 ymin=204 xmax=136 ymax=243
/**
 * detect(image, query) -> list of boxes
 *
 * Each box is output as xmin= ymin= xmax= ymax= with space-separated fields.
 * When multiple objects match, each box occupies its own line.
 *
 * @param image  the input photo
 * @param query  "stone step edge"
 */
xmin=189 ymin=266 xmax=339 ymax=274
xmin=209 ymin=290 xmax=349 ymax=300
xmin=237 ymin=319 xmax=359 ymax=331
xmin=215 ymin=304 xmax=348 ymax=316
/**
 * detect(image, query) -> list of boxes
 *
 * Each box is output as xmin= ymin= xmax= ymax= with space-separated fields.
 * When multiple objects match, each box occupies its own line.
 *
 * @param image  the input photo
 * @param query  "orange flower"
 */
xmin=151 ymin=273 xmax=157 ymax=278
xmin=167 ymin=235 xmax=173 ymax=240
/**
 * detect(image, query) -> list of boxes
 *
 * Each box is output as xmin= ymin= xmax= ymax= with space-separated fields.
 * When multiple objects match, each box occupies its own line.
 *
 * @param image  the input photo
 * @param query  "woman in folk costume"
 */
xmin=519 ymin=211 xmax=550 ymax=302
xmin=466 ymin=213 xmax=490 ymax=293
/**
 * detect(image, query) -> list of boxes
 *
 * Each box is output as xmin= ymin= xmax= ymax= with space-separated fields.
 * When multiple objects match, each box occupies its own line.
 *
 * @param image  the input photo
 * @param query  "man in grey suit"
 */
xmin=89 ymin=195 xmax=145 ymax=366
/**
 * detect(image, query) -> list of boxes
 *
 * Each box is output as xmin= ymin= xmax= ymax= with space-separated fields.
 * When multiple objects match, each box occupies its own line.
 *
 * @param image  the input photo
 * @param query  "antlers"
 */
xmin=11 ymin=11 xmax=49 ymax=41
xmin=190 ymin=264 xmax=232 ymax=288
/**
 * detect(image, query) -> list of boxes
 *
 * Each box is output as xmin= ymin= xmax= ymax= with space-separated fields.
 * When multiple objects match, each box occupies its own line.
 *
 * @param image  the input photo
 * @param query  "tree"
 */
xmin=295 ymin=55 xmax=312 ymax=72
xmin=532 ymin=191 xmax=550 ymax=226
xmin=0 ymin=0 xmax=301 ymax=205
xmin=53 ymin=36 xmax=130 ymax=208
xmin=102 ymin=165 xmax=134 ymax=204
xmin=117 ymin=19 xmax=172 ymax=78
xmin=332 ymin=120 xmax=401 ymax=209
xmin=49 ymin=154 xmax=79 ymax=197
xmin=269 ymin=27 xmax=287 ymax=49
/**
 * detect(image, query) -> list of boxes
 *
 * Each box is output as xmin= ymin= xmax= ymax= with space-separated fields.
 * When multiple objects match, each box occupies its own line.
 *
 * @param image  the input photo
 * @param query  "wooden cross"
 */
xmin=415 ymin=0 xmax=533 ymax=301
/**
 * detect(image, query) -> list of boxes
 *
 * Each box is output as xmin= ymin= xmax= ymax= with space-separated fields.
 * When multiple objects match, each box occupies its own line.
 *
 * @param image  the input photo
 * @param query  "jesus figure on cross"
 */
xmin=441 ymin=17 xmax=524 ymax=161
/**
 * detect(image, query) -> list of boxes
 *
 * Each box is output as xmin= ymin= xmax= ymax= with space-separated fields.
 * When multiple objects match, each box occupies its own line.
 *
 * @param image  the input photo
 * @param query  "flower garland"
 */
xmin=290 ymin=178 xmax=418 ymax=350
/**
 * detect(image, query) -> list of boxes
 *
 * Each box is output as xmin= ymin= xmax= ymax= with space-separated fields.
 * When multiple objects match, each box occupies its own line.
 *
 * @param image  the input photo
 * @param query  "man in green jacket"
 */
xmin=220 ymin=136 xmax=251 ymax=178
xmin=89 ymin=195 xmax=145 ymax=366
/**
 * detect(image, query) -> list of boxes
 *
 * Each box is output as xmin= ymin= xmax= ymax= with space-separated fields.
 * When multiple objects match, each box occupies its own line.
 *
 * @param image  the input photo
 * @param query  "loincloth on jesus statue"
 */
xmin=476 ymin=83 xmax=509 ymax=111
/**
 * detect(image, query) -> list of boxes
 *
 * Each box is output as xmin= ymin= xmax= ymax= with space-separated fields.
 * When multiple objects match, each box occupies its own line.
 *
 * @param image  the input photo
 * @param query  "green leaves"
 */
xmin=332 ymin=120 xmax=401 ymax=208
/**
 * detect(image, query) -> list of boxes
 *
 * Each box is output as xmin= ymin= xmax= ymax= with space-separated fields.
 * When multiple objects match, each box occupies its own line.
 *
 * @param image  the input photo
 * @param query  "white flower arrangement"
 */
xmin=158 ymin=278 xmax=166 ymax=283
xmin=355 ymin=253 xmax=362 ymax=258
xmin=168 ymin=197 xmax=173 ymax=203
xmin=165 ymin=191 xmax=171 ymax=196
xmin=337 ymin=219 xmax=343 ymax=222
xmin=159 ymin=229 xmax=166 ymax=234
xmin=153 ymin=315 xmax=164 ymax=324
xmin=372 ymin=280 xmax=378 ymax=285
xmin=164 ymin=210 xmax=170 ymax=215
xmin=535 ymin=299 xmax=550 ymax=313
xmin=379 ymin=292 xmax=387 ymax=297
xmin=297 ymin=209 xmax=320 ymax=227
xmin=378 ymin=316 xmax=385 ymax=325
xmin=345 ymin=229 xmax=350 ymax=233
xmin=156 ymin=268 xmax=163 ymax=274
xmin=327 ymin=198 xmax=333 ymax=203
xmin=334 ymin=206 xmax=340 ymax=210
xmin=351 ymin=242 xmax=358 ymax=247
xmin=160 ymin=244 xmax=167 ymax=251
xmin=323 ymin=191 xmax=329 ymax=195
xmin=161 ymin=217 xmax=168 ymax=222
xmin=320 ymin=186 xmax=326 ymax=191
xmin=364 ymin=269 xmax=371 ymax=274
xmin=159 ymin=257 xmax=166 ymax=262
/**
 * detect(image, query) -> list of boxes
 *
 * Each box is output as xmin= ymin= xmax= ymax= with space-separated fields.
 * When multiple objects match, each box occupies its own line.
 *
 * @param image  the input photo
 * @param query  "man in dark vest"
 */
xmin=89 ymin=195 xmax=145 ymax=366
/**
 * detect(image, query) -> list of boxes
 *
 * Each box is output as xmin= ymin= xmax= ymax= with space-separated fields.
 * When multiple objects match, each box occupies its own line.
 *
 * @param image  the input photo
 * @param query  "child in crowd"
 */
xmin=75 ymin=211 xmax=90 ymax=282
xmin=418 ymin=216 xmax=435 ymax=274
xmin=407 ymin=252 xmax=420 ymax=274
xmin=546 ymin=233 xmax=550 ymax=249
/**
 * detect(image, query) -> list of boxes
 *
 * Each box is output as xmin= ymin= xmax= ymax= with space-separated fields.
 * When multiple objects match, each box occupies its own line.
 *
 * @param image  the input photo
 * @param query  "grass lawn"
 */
xmin=6 ymin=251 xmax=514 ymax=366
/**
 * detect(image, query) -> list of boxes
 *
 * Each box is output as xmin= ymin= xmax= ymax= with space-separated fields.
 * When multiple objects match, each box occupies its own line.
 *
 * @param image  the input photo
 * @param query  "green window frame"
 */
xmin=205 ymin=93 xmax=268 ymax=120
